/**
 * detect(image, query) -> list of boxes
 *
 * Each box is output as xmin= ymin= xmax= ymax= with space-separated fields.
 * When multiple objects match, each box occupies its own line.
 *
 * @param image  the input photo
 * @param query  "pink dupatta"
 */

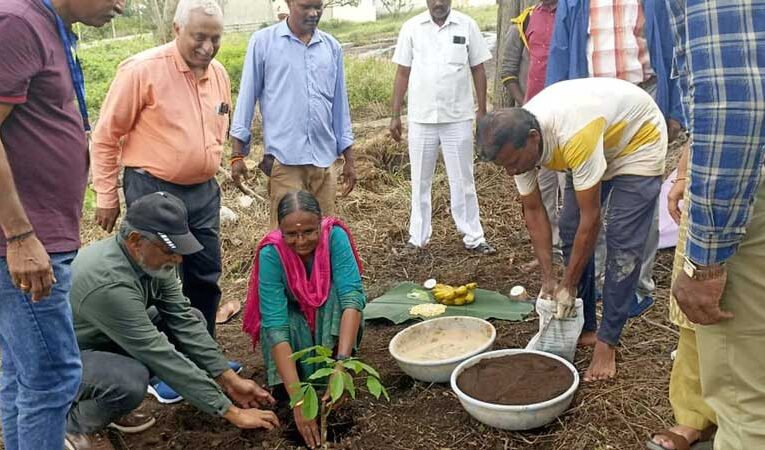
xmin=242 ymin=217 xmax=363 ymax=346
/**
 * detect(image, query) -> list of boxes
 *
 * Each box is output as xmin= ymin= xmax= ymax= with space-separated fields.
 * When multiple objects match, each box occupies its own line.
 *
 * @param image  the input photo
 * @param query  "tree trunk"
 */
xmin=493 ymin=0 xmax=538 ymax=108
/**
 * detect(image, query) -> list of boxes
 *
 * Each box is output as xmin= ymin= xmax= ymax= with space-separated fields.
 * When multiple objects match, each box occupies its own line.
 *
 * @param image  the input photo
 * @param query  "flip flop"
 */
xmin=215 ymin=301 xmax=242 ymax=324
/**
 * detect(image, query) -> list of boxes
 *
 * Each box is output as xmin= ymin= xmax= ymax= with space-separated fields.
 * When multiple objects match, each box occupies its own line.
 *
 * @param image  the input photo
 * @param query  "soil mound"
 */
xmin=457 ymin=353 xmax=574 ymax=405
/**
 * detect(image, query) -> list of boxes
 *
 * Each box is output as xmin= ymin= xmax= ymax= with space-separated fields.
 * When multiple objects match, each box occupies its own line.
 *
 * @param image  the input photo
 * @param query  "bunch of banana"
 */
xmin=432 ymin=282 xmax=478 ymax=306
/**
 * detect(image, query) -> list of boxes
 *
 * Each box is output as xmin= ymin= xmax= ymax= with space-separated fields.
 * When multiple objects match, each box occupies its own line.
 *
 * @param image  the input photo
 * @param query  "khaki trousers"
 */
xmin=669 ymin=327 xmax=717 ymax=430
xmin=697 ymin=179 xmax=765 ymax=450
xmin=268 ymin=160 xmax=337 ymax=229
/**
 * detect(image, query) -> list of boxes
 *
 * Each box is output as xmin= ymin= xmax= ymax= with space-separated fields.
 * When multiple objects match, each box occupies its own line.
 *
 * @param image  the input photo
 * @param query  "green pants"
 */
xmin=697 ymin=179 xmax=765 ymax=449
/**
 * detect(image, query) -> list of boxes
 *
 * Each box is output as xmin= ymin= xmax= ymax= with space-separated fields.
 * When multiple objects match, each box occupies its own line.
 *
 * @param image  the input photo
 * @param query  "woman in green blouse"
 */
xmin=243 ymin=191 xmax=364 ymax=448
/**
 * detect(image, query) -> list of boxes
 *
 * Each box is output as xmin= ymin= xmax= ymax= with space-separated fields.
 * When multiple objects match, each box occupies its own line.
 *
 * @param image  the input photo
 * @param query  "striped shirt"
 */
xmin=666 ymin=0 xmax=765 ymax=265
xmin=586 ymin=0 xmax=653 ymax=83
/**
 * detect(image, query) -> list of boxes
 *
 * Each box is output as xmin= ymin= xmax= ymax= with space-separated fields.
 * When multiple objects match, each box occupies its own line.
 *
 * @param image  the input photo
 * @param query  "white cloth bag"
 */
xmin=526 ymin=298 xmax=584 ymax=362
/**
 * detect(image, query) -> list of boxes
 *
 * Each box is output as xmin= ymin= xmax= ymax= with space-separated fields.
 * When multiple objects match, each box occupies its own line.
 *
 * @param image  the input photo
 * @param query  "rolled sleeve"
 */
xmin=91 ymin=64 xmax=147 ymax=209
xmin=0 ymin=15 xmax=43 ymax=104
xmin=467 ymin=19 xmax=491 ymax=67
xmin=230 ymin=34 xmax=263 ymax=156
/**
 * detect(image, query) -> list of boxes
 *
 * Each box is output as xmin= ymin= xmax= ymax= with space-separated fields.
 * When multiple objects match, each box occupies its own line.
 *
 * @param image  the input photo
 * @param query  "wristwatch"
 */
xmin=683 ymin=256 xmax=725 ymax=280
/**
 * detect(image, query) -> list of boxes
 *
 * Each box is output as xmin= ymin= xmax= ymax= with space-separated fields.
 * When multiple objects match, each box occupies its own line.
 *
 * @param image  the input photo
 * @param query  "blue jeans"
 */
xmin=559 ymin=175 xmax=660 ymax=346
xmin=0 ymin=252 xmax=82 ymax=450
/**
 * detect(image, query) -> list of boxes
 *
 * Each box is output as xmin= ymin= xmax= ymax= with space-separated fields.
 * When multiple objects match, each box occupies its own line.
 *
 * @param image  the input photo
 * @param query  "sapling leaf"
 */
xmin=366 ymin=376 xmax=383 ymax=399
xmin=304 ymin=355 xmax=333 ymax=365
xmin=329 ymin=371 xmax=344 ymax=403
xmin=380 ymin=384 xmax=390 ymax=401
xmin=341 ymin=360 xmax=364 ymax=374
xmin=301 ymin=385 xmax=319 ymax=420
xmin=290 ymin=348 xmax=314 ymax=362
xmin=342 ymin=371 xmax=355 ymax=399
xmin=308 ymin=368 xmax=335 ymax=380
xmin=315 ymin=346 xmax=333 ymax=358
xmin=357 ymin=362 xmax=381 ymax=379
xmin=288 ymin=383 xmax=308 ymax=408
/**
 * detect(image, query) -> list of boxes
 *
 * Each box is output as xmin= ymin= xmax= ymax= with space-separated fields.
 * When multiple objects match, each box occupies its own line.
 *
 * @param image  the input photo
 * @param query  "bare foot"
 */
xmin=583 ymin=340 xmax=617 ymax=382
xmin=578 ymin=331 xmax=597 ymax=347
xmin=652 ymin=425 xmax=702 ymax=449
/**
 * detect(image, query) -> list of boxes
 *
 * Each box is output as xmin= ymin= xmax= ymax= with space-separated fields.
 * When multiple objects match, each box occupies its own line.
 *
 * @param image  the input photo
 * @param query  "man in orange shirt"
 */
xmin=91 ymin=0 xmax=230 ymax=342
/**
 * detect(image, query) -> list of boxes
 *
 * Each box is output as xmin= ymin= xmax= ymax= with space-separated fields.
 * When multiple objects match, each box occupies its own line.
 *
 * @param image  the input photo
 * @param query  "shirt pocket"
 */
xmin=448 ymin=42 xmax=468 ymax=66
xmin=314 ymin=52 xmax=337 ymax=100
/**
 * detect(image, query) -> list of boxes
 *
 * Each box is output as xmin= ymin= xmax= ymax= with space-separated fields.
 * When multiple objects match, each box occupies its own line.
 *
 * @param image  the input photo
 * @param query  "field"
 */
xmin=72 ymin=7 xmax=682 ymax=450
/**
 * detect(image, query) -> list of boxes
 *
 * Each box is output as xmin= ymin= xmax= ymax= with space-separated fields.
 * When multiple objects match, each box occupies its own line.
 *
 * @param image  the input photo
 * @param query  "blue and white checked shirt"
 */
xmin=230 ymin=21 xmax=353 ymax=168
xmin=666 ymin=0 xmax=765 ymax=265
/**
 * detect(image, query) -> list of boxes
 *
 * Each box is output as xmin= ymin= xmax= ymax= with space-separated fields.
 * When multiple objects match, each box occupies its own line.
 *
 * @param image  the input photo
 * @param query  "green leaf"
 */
xmin=342 ymin=371 xmax=356 ymax=399
xmin=301 ymin=385 xmax=319 ymax=420
xmin=357 ymin=362 xmax=381 ymax=379
xmin=315 ymin=346 xmax=333 ymax=358
xmin=341 ymin=360 xmax=364 ymax=374
xmin=290 ymin=347 xmax=315 ymax=362
xmin=288 ymin=383 xmax=308 ymax=408
xmin=307 ymin=368 xmax=335 ymax=380
xmin=304 ymin=355 xmax=333 ymax=365
xmin=329 ymin=371 xmax=344 ymax=403
xmin=380 ymin=385 xmax=390 ymax=401
xmin=366 ymin=376 xmax=382 ymax=399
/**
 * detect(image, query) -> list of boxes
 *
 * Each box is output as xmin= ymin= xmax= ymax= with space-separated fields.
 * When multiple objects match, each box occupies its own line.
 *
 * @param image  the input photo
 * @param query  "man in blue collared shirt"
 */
xmin=230 ymin=0 xmax=354 ymax=227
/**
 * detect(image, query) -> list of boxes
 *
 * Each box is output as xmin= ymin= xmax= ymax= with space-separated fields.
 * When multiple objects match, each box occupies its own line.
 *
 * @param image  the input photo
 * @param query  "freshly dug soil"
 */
xmin=457 ymin=354 xmax=574 ymax=405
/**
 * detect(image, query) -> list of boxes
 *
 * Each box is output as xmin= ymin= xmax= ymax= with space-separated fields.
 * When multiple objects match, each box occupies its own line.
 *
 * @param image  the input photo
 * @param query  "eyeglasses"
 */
xmin=282 ymin=228 xmax=320 ymax=241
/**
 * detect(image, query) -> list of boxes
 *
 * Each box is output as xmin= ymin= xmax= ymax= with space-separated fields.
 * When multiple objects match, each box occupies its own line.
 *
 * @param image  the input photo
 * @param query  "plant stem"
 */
xmin=321 ymin=402 xmax=329 ymax=448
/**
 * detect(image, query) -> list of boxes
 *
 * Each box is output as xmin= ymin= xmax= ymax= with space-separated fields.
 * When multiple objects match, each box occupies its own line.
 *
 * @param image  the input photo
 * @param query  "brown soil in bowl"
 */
xmin=457 ymin=354 xmax=575 ymax=405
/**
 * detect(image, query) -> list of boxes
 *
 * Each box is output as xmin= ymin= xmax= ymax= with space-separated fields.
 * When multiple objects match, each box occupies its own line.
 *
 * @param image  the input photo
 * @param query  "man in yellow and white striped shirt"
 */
xmin=477 ymin=77 xmax=667 ymax=382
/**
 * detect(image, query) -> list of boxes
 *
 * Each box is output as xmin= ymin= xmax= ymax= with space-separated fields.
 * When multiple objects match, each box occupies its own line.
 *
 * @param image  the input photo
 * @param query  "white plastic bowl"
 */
xmin=389 ymin=316 xmax=496 ymax=383
xmin=450 ymin=349 xmax=579 ymax=430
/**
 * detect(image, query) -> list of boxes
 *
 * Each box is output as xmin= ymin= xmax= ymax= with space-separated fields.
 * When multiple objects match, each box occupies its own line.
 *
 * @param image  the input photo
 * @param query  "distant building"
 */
xmin=219 ymin=0 xmax=274 ymax=32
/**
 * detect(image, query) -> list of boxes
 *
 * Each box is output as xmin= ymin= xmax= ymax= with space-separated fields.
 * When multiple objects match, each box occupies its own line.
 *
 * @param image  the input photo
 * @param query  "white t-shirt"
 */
xmin=514 ymin=77 xmax=667 ymax=196
xmin=392 ymin=10 xmax=492 ymax=124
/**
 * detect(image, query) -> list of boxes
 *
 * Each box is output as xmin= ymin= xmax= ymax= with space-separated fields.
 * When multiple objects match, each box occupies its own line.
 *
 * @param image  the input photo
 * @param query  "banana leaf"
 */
xmin=364 ymin=282 xmax=534 ymax=324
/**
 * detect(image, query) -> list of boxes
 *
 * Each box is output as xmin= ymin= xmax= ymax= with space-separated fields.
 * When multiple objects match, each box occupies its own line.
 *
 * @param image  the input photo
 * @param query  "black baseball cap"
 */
xmin=124 ymin=192 xmax=203 ymax=255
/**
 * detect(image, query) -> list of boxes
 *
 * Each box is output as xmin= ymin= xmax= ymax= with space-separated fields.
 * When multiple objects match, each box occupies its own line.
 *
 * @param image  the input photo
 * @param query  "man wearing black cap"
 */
xmin=65 ymin=192 xmax=279 ymax=449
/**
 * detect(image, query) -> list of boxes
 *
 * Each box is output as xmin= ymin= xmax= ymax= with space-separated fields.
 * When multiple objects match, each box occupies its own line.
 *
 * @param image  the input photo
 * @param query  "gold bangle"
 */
xmin=671 ymin=177 xmax=688 ymax=184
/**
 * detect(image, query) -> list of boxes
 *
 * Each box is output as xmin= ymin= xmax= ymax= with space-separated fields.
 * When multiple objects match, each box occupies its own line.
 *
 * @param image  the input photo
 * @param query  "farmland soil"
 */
xmin=457 ymin=354 xmax=574 ymax=405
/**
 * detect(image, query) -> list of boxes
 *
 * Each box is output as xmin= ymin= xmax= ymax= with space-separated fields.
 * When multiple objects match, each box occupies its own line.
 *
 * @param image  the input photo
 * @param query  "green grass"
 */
xmin=79 ymin=6 xmax=495 ymax=121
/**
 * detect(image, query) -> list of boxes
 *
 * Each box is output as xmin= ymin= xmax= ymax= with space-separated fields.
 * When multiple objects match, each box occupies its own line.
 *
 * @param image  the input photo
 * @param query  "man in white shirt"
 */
xmin=389 ymin=0 xmax=496 ymax=255
xmin=477 ymin=78 xmax=667 ymax=382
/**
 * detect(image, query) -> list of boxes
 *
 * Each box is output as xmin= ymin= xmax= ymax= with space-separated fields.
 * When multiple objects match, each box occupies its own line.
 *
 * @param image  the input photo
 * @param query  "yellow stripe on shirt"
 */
xmin=617 ymin=120 xmax=662 ymax=158
xmin=561 ymin=117 xmax=607 ymax=169
xmin=604 ymin=120 xmax=627 ymax=150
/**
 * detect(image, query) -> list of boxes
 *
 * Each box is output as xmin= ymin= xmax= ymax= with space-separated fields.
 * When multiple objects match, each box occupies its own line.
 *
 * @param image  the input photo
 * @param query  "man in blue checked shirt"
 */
xmin=667 ymin=1 xmax=765 ymax=448
xmin=230 ymin=0 xmax=355 ymax=228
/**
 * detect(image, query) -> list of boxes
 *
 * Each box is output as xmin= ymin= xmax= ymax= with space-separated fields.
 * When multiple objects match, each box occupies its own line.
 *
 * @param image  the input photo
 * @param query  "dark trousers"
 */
xmin=559 ymin=174 xmax=660 ymax=346
xmin=123 ymin=168 xmax=222 ymax=338
xmin=66 ymin=308 xmax=209 ymax=434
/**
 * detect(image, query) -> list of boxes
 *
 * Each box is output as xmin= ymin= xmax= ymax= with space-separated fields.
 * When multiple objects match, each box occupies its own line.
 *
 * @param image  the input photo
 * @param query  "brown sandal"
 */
xmin=215 ymin=301 xmax=242 ymax=324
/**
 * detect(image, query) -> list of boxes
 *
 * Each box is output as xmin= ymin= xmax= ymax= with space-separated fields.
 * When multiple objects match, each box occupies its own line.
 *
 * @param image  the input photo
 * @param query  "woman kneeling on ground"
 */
xmin=243 ymin=190 xmax=365 ymax=449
